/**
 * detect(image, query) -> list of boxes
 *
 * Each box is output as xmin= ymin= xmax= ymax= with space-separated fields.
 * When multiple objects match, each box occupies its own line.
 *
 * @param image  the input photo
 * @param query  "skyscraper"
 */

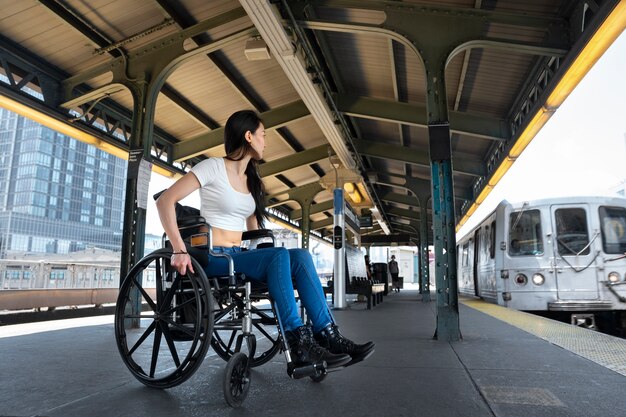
xmin=0 ymin=108 xmax=127 ymax=257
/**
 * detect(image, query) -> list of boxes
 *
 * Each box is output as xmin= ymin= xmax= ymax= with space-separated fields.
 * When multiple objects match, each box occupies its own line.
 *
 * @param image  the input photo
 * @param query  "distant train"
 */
xmin=457 ymin=196 xmax=626 ymax=330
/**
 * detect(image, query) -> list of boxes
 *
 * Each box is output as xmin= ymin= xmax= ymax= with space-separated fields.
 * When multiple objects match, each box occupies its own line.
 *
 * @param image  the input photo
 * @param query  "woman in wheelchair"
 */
xmin=156 ymin=110 xmax=374 ymax=371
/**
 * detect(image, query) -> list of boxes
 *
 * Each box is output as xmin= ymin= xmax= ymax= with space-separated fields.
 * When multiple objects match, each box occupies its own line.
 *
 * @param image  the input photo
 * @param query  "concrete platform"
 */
xmin=2 ymin=290 xmax=626 ymax=417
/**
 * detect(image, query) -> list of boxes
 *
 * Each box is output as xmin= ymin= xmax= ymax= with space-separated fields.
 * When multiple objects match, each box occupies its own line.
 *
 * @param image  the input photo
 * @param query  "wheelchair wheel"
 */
xmin=223 ymin=352 xmax=250 ymax=407
xmin=211 ymin=293 xmax=281 ymax=367
xmin=114 ymin=249 xmax=213 ymax=388
xmin=310 ymin=373 xmax=326 ymax=383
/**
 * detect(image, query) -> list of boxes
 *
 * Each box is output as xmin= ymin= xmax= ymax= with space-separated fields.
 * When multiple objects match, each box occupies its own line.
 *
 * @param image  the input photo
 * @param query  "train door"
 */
xmin=472 ymin=229 xmax=480 ymax=296
xmin=551 ymin=204 xmax=599 ymax=300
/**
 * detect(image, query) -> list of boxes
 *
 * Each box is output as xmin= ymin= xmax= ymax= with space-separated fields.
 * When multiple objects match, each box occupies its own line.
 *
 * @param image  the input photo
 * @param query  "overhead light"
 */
xmin=344 ymin=182 xmax=362 ymax=204
xmin=239 ymin=0 xmax=356 ymax=170
xmin=244 ymin=36 xmax=271 ymax=61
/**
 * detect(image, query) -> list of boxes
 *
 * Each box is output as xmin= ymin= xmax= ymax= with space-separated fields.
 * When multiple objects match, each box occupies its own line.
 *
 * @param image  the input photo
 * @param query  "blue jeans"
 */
xmin=204 ymin=246 xmax=332 ymax=333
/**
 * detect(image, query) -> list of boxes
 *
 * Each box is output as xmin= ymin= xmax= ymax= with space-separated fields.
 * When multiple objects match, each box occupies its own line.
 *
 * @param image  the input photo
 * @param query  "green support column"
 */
xmin=276 ymin=182 xmax=324 ymax=250
xmin=298 ymin=200 xmax=312 ymax=249
xmin=425 ymin=54 xmax=461 ymax=341
xmin=119 ymin=78 xmax=158 ymax=328
xmin=120 ymin=79 xmax=155 ymax=280
xmin=419 ymin=196 xmax=431 ymax=302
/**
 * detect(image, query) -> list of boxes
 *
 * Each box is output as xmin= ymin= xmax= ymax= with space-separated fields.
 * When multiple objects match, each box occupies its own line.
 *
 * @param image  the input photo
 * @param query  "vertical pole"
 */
xmin=120 ymin=80 xmax=156 ymax=327
xmin=425 ymin=55 xmax=460 ymax=341
xmin=429 ymin=127 xmax=460 ymax=341
xmin=333 ymin=188 xmax=347 ymax=309
xmin=298 ymin=199 xmax=311 ymax=250
xmin=419 ymin=197 xmax=431 ymax=302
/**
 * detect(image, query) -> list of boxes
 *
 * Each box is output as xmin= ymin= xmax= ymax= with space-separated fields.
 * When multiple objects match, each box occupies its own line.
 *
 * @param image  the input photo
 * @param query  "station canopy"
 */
xmin=1 ymin=0 xmax=624 ymax=244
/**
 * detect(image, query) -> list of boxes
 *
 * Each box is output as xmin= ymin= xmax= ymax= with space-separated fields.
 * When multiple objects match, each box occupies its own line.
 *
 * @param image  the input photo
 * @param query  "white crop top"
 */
xmin=190 ymin=157 xmax=256 ymax=231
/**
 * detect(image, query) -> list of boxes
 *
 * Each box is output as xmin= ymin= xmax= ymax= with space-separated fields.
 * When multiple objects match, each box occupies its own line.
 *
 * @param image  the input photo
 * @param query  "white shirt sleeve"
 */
xmin=190 ymin=158 xmax=220 ymax=187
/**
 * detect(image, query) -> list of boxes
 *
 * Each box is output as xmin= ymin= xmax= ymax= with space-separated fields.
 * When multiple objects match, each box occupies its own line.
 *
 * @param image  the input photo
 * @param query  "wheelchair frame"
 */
xmin=114 ymin=214 xmax=328 ymax=407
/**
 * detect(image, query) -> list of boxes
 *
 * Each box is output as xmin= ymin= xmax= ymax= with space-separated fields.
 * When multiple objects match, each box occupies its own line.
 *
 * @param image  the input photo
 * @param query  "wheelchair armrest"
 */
xmin=242 ymin=229 xmax=274 ymax=241
xmin=178 ymin=216 xmax=206 ymax=228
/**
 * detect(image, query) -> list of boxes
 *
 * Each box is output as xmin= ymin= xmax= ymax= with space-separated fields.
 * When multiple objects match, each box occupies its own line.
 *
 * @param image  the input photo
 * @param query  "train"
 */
xmin=457 ymin=196 xmax=626 ymax=331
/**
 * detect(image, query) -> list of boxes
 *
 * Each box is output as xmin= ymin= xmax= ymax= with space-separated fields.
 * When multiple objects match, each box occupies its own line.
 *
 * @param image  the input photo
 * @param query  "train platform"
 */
xmin=2 ymin=289 xmax=626 ymax=417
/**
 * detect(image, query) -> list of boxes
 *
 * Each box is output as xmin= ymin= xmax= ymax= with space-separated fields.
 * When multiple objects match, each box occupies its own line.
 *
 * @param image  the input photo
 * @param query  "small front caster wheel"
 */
xmin=223 ymin=352 xmax=250 ymax=407
xmin=310 ymin=372 xmax=327 ymax=383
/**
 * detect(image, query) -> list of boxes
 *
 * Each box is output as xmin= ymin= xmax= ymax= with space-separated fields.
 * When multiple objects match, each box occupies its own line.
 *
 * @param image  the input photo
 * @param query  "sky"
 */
xmin=146 ymin=30 xmax=626 ymax=239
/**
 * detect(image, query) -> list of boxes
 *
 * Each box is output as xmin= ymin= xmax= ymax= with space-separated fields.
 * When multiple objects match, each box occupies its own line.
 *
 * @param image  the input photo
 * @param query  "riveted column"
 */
xmin=418 ymin=195 xmax=431 ymax=302
xmin=296 ymin=199 xmax=312 ymax=249
xmin=425 ymin=54 xmax=460 ymax=341
xmin=284 ymin=182 xmax=324 ymax=250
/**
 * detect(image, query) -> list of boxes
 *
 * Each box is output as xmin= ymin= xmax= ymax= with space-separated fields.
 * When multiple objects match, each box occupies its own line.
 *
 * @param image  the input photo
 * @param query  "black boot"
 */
xmin=315 ymin=324 xmax=375 ymax=365
xmin=286 ymin=325 xmax=351 ymax=369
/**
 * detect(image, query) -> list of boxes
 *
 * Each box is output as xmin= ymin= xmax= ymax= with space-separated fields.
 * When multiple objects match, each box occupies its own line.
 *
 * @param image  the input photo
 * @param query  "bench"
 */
xmin=325 ymin=245 xmax=385 ymax=309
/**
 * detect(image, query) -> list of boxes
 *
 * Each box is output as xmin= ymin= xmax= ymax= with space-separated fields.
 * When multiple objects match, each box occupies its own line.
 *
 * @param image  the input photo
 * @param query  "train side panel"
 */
xmin=460 ymin=196 xmax=626 ymax=316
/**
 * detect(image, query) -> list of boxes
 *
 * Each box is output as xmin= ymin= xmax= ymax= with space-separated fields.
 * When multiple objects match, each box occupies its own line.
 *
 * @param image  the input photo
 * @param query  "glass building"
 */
xmin=0 ymin=108 xmax=127 ymax=258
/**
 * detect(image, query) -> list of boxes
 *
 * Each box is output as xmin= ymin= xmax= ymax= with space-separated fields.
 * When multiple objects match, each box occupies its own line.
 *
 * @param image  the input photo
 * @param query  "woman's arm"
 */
xmin=156 ymin=172 xmax=201 ymax=275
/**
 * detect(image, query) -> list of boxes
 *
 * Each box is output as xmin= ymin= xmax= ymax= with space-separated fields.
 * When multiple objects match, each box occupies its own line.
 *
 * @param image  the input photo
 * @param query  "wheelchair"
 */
xmin=113 ymin=204 xmax=329 ymax=407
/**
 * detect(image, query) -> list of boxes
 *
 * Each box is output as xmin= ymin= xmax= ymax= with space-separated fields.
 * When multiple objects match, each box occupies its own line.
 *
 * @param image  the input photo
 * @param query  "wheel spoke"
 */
xmin=128 ymin=320 xmax=157 ymax=356
xmin=253 ymin=321 xmax=276 ymax=341
xmin=149 ymin=326 xmax=163 ymax=377
xmin=160 ymin=292 xmax=199 ymax=317
xmin=131 ymin=276 xmax=157 ymax=312
xmin=162 ymin=317 xmax=197 ymax=338
xmin=159 ymin=321 xmax=181 ymax=367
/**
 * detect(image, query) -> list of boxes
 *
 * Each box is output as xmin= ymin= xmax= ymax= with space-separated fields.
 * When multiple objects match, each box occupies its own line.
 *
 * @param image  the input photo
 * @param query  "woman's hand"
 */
xmin=170 ymin=252 xmax=195 ymax=275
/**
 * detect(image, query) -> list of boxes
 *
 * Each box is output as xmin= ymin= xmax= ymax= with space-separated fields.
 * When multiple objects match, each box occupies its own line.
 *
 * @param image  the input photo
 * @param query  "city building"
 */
xmin=0 ymin=108 xmax=127 ymax=258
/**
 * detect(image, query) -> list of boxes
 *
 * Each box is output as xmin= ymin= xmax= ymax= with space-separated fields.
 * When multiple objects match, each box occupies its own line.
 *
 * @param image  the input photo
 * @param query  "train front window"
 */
xmin=599 ymin=206 xmax=626 ymax=254
xmin=508 ymin=209 xmax=543 ymax=256
xmin=555 ymin=208 xmax=590 ymax=255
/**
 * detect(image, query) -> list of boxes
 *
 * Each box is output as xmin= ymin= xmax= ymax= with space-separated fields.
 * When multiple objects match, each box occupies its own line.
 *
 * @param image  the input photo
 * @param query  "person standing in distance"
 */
xmin=388 ymin=255 xmax=400 ymax=293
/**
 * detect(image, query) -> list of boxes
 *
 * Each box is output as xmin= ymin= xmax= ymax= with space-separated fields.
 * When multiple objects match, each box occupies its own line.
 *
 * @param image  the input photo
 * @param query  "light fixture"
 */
xmin=244 ymin=36 xmax=271 ymax=61
xmin=239 ymin=0 xmax=356 ymax=170
xmin=344 ymin=182 xmax=362 ymax=204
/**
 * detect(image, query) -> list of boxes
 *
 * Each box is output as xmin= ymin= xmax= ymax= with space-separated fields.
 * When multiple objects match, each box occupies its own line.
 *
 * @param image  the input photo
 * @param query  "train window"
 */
xmin=490 ymin=221 xmax=496 ymax=259
xmin=555 ymin=208 xmax=590 ymax=255
xmin=599 ymin=206 xmax=626 ymax=254
xmin=508 ymin=209 xmax=543 ymax=256
xmin=462 ymin=242 xmax=469 ymax=266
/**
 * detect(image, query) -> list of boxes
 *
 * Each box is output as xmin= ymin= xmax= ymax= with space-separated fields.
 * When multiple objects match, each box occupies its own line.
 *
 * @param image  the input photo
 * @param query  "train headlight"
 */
xmin=608 ymin=271 xmax=620 ymax=283
xmin=532 ymin=273 xmax=545 ymax=286
xmin=514 ymin=273 xmax=528 ymax=286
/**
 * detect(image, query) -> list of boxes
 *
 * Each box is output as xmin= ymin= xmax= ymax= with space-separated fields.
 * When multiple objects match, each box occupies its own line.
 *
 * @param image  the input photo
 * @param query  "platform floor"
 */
xmin=2 ymin=290 xmax=626 ymax=417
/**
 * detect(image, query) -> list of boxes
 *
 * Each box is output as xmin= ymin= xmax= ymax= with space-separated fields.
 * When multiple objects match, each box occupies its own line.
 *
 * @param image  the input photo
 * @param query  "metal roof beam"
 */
xmin=292 ymin=1 xmax=567 ymax=29
xmin=259 ymin=145 xmax=331 ymax=177
xmin=335 ymin=94 xmax=508 ymax=141
xmin=311 ymin=217 xmax=334 ymax=231
xmin=266 ymin=181 xmax=325 ymax=206
xmin=172 ymin=100 xmax=310 ymax=161
xmin=291 ymin=200 xmax=334 ymax=220
xmin=379 ymin=191 xmax=419 ymax=207
xmin=354 ymin=139 xmax=486 ymax=177
xmin=386 ymin=207 xmax=421 ymax=221
xmin=370 ymin=173 xmax=473 ymax=202
xmin=62 ymin=9 xmax=250 ymax=90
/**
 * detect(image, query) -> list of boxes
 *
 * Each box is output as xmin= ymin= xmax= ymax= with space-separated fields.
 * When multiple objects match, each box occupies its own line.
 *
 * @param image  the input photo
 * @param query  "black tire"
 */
xmin=223 ymin=352 xmax=250 ymax=407
xmin=310 ymin=373 xmax=327 ymax=383
xmin=114 ymin=249 xmax=213 ymax=388
xmin=211 ymin=293 xmax=281 ymax=367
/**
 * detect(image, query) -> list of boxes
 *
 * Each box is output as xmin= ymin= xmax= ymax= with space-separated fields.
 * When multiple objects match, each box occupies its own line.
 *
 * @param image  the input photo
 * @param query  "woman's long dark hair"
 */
xmin=224 ymin=110 xmax=268 ymax=228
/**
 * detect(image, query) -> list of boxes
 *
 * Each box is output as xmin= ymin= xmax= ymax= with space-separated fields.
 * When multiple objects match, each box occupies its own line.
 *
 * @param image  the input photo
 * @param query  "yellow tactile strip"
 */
xmin=461 ymin=299 xmax=626 ymax=376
